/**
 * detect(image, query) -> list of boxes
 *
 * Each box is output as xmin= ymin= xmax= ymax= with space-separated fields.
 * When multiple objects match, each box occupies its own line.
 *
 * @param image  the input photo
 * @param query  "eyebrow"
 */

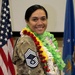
xmin=31 ymin=16 xmax=46 ymax=18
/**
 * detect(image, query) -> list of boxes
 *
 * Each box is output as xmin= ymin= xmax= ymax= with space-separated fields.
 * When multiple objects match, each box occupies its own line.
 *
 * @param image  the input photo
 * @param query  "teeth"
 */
xmin=37 ymin=27 xmax=43 ymax=29
xmin=37 ymin=27 xmax=42 ymax=29
xmin=36 ymin=26 xmax=44 ymax=28
xmin=36 ymin=26 xmax=43 ymax=28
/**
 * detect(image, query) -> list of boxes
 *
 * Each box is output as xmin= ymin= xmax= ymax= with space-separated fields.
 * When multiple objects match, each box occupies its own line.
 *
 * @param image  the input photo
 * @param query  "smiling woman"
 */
xmin=25 ymin=8 xmax=48 ymax=34
xmin=12 ymin=4 xmax=65 ymax=75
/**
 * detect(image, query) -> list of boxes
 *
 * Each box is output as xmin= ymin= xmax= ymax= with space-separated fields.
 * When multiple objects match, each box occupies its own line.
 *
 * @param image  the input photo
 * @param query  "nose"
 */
xmin=37 ymin=19 xmax=43 ymax=25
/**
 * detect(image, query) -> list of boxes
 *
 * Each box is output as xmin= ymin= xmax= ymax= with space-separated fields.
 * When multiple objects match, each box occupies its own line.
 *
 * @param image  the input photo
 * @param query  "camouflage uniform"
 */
xmin=12 ymin=35 xmax=46 ymax=75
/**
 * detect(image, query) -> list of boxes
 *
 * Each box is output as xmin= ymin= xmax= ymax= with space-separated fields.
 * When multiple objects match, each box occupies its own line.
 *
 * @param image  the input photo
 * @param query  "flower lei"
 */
xmin=21 ymin=28 xmax=50 ymax=72
xmin=21 ymin=26 xmax=66 ymax=72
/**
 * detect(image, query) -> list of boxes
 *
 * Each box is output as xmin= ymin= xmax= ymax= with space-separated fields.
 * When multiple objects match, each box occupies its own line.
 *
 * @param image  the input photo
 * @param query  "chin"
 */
xmin=35 ymin=29 xmax=45 ymax=34
xmin=37 ymin=32 xmax=44 ymax=35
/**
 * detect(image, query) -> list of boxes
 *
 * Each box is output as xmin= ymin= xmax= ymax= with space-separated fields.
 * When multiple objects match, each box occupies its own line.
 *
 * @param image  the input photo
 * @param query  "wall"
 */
xmin=0 ymin=0 xmax=66 ymax=32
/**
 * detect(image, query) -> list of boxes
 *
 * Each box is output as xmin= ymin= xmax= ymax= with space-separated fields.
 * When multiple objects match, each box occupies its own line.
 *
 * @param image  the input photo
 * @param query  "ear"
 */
xmin=25 ymin=20 xmax=29 ymax=26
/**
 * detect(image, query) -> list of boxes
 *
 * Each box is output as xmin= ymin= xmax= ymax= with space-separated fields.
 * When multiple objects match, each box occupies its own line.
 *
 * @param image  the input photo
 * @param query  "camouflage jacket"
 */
xmin=12 ymin=35 xmax=46 ymax=75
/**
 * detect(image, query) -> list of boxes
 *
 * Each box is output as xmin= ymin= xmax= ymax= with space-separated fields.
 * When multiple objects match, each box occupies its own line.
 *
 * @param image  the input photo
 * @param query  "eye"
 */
xmin=32 ymin=18 xmax=38 ymax=21
xmin=31 ymin=17 xmax=38 ymax=22
xmin=41 ymin=17 xmax=47 ymax=21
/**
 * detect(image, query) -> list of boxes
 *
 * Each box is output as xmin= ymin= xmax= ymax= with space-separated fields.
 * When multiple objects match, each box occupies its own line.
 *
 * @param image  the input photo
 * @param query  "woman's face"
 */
xmin=26 ymin=9 xmax=48 ymax=34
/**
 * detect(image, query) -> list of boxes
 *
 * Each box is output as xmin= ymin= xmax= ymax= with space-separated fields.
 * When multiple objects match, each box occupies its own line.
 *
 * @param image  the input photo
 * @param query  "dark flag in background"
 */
xmin=63 ymin=0 xmax=75 ymax=75
xmin=0 ymin=0 xmax=15 ymax=75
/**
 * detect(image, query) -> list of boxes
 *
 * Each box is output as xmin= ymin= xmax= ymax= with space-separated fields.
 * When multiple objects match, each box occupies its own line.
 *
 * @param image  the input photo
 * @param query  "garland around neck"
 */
xmin=21 ymin=27 xmax=66 ymax=71
xmin=21 ymin=27 xmax=51 ymax=72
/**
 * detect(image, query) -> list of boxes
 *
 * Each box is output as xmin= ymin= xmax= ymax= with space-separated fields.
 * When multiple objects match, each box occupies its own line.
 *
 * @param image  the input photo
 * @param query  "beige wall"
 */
xmin=9 ymin=0 xmax=66 ymax=32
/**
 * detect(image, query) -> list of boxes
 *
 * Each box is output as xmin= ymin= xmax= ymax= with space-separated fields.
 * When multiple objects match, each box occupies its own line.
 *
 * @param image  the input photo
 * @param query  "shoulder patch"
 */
xmin=24 ymin=48 xmax=39 ymax=68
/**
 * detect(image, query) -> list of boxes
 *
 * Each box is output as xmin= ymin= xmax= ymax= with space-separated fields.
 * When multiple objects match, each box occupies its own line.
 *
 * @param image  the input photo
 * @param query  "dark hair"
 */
xmin=25 ymin=4 xmax=48 ymax=21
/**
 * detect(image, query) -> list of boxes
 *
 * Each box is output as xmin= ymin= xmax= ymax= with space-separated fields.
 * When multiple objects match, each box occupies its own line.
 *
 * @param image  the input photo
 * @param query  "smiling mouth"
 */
xmin=35 ymin=25 xmax=45 ymax=29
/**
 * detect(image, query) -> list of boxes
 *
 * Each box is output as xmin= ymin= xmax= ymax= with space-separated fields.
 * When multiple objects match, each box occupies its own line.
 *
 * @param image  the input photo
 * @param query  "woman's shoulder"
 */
xmin=14 ymin=35 xmax=33 ymax=48
xmin=18 ymin=35 xmax=31 ymax=42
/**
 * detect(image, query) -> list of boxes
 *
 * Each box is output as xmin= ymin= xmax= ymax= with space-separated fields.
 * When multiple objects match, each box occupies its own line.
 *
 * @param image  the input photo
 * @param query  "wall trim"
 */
xmin=12 ymin=31 xmax=63 ymax=37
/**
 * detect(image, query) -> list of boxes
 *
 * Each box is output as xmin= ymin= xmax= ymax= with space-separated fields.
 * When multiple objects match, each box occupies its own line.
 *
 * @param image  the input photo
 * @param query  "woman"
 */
xmin=13 ymin=4 xmax=65 ymax=75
